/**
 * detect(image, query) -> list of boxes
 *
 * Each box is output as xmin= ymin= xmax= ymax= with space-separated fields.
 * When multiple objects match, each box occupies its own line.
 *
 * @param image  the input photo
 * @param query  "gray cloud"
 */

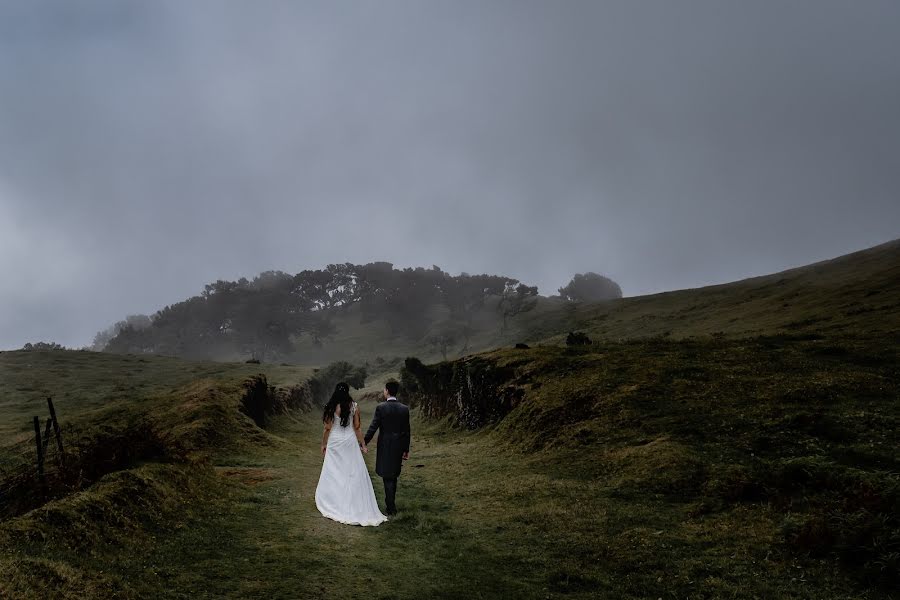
xmin=1 ymin=0 xmax=899 ymax=348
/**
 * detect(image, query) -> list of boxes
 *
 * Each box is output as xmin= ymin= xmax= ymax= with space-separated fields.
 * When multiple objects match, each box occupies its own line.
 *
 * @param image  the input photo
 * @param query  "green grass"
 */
xmin=3 ymin=396 xmax=887 ymax=599
xmin=1 ymin=240 xmax=898 ymax=598
xmin=0 ymin=350 xmax=311 ymax=459
xmin=0 ymin=389 xmax=546 ymax=599
xmin=390 ymin=332 xmax=898 ymax=597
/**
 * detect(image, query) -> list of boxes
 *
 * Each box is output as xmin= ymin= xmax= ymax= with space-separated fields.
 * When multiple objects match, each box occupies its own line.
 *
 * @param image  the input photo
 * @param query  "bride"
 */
xmin=314 ymin=382 xmax=388 ymax=526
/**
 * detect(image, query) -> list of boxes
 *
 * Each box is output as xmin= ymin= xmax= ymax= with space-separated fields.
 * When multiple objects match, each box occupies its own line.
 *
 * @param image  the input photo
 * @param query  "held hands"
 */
xmin=402 ymin=451 xmax=409 ymax=460
xmin=361 ymin=444 xmax=369 ymax=454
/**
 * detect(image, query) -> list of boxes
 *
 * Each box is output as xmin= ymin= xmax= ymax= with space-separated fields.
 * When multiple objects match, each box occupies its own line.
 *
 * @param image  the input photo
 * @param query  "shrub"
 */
xmin=21 ymin=342 xmax=66 ymax=351
xmin=308 ymin=361 xmax=367 ymax=405
xmin=566 ymin=331 xmax=592 ymax=346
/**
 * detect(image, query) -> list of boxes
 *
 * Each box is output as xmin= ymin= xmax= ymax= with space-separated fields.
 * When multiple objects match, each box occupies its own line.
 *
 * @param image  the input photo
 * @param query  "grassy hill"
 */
xmin=525 ymin=238 xmax=900 ymax=344
xmin=283 ymin=238 xmax=900 ymax=365
xmin=400 ymin=335 xmax=898 ymax=595
xmin=288 ymin=295 xmax=569 ymax=365
xmin=0 ymin=350 xmax=311 ymax=459
xmin=93 ymin=239 xmax=898 ymax=368
xmin=1 ymin=239 xmax=897 ymax=598
xmin=0 ymin=351 xmax=314 ymax=596
xmin=392 ymin=239 xmax=900 ymax=595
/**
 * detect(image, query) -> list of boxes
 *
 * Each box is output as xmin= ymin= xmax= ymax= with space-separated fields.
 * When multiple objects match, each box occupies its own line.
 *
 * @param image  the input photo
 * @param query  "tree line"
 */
xmin=99 ymin=263 xmax=544 ymax=361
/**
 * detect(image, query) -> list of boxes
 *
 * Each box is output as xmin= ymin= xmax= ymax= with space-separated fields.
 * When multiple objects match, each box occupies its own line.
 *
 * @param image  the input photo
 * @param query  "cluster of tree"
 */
xmin=566 ymin=331 xmax=592 ymax=346
xmin=104 ymin=271 xmax=323 ymax=360
xmin=558 ymin=272 xmax=622 ymax=302
xmin=21 ymin=341 xmax=67 ymax=351
xmin=99 ymin=263 xmax=540 ymax=361
xmin=91 ymin=314 xmax=152 ymax=351
xmin=308 ymin=361 xmax=367 ymax=406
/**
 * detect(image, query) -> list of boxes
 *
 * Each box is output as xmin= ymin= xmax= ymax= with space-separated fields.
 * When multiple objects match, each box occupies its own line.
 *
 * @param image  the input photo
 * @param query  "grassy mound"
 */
xmin=0 ymin=351 xmax=313 ymax=598
xmin=0 ymin=372 xmax=306 ymax=519
xmin=0 ymin=462 xmax=222 ymax=599
xmin=402 ymin=332 xmax=900 ymax=591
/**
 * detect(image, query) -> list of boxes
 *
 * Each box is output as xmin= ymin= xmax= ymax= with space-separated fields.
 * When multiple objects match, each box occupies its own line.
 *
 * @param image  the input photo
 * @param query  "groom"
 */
xmin=364 ymin=380 xmax=410 ymax=515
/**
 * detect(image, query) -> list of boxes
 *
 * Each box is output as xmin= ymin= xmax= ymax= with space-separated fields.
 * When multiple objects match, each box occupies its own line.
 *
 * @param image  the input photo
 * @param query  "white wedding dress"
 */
xmin=315 ymin=402 xmax=388 ymax=526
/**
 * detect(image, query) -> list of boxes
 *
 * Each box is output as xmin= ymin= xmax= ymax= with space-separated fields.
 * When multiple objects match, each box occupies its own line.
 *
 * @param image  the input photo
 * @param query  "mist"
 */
xmin=1 ymin=0 xmax=899 ymax=348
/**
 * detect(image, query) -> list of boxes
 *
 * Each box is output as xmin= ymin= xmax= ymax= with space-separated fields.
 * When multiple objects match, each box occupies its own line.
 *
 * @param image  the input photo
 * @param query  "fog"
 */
xmin=1 ymin=1 xmax=898 ymax=348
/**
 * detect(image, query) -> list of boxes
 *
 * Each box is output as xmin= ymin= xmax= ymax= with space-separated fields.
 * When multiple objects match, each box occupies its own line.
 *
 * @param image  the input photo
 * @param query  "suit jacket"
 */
xmin=364 ymin=398 xmax=411 ymax=479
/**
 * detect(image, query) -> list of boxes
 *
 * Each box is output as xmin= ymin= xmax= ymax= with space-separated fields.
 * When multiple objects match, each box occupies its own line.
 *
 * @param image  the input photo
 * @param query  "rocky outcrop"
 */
xmin=401 ymin=356 xmax=525 ymax=429
xmin=239 ymin=376 xmax=314 ymax=427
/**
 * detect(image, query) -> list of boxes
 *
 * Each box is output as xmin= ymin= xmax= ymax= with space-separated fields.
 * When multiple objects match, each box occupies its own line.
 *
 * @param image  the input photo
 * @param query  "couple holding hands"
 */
xmin=314 ymin=380 xmax=411 ymax=526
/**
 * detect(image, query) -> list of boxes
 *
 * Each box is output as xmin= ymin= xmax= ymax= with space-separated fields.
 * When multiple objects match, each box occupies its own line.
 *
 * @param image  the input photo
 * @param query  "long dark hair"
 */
xmin=323 ymin=382 xmax=352 ymax=427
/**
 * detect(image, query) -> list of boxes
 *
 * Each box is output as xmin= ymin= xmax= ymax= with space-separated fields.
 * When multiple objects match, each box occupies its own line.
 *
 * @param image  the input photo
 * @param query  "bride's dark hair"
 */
xmin=323 ymin=382 xmax=352 ymax=427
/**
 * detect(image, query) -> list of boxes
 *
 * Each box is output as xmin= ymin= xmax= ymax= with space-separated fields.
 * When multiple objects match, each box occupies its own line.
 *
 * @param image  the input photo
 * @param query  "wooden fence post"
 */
xmin=41 ymin=417 xmax=53 ymax=454
xmin=33 ymin=416 xmax=46 ymax=492
xmin=47 ymin=397 xmax=65 ymax=462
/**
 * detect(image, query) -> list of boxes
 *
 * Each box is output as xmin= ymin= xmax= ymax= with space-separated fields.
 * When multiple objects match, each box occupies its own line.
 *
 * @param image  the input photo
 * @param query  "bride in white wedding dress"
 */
xmin=315 ymin=382 xmax=388 ymax=526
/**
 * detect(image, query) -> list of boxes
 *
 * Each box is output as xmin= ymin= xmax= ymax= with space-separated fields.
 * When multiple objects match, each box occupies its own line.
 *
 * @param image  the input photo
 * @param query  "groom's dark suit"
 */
xmin=364 ymin=397 xmax=410 ymax=514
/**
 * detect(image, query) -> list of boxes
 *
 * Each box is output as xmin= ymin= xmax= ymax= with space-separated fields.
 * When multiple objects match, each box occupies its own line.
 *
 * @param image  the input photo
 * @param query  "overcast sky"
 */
xmin=1 ymin=1 xmax=898 ymax=349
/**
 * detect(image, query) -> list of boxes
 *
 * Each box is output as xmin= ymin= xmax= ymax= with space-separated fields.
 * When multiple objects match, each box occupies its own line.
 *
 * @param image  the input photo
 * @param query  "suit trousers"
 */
xmin=383 ymin=477 xmax=398 ymax=514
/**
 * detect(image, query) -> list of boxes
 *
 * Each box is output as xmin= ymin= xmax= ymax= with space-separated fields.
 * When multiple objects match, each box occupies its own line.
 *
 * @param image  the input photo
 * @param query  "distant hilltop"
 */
xmin=94 ymin=263 xmax=621 ymax=363
xmin=88 ymin=238 xmax=900 ymax=365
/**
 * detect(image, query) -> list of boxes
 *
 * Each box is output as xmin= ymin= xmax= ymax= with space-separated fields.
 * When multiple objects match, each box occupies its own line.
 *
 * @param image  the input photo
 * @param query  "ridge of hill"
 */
xmin=296 ymin=238 xmax=900 ymax=363
xmin=529 ymin=238 xmax=900 ymax=344
xmin=98 ymin=238 xmax=900 ymax=366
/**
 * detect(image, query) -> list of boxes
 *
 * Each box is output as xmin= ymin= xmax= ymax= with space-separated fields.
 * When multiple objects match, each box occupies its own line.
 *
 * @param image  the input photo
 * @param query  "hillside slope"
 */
xmin=400 ymin=335 xmax=899 ymax=593
xmin=255 ymin=238 xmax=900 ymax=365
xmin=95 ymin=239 xmax=898 ymax=366
xmin=3 ymin=342 xmax=895 ymax=599
xmin=528 ymin=238 xmax=900 ymax=344
xmin=1 ymin=239 xmax=898 ymax=598
xmin=0 ymin=351 xmax=313 ymax=597
xmin=390 ymin=240 xmax=900 ymax=594
xmin=288 ymin=295 xmax=569 ymax=365
xmin=300 ymin=237 xmax=900 ymax=361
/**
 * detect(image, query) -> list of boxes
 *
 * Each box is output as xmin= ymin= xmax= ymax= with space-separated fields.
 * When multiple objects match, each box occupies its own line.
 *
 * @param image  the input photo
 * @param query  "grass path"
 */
xmin=3 ymin=394 xmax=873 ymax=599
xmin=109 ymin=399 xmax=868 ymax=600
xmin=130 ymin=401 xmax=544 ymax=600
xmin=23 ymin=396 xmax=869 ymax=599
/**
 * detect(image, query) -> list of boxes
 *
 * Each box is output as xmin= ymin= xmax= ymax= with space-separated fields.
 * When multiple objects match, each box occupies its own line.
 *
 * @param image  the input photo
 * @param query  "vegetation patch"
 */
xmin=307 ymin=360 xmax=367 ymax=406
xmin=0 ymin=367 xmax=303 ymax=530
xmin=0 ymin=353 xmax=316 ymax=599
xmin=411 ymin=332 xmax=899 ymax=592
xmin=400 ymin=355 xmax=526 ymax=428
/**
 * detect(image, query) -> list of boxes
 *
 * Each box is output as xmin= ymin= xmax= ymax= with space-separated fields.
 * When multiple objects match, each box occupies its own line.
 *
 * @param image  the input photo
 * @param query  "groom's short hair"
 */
xmin=385 ymin=381 xmax=400 ymax=396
